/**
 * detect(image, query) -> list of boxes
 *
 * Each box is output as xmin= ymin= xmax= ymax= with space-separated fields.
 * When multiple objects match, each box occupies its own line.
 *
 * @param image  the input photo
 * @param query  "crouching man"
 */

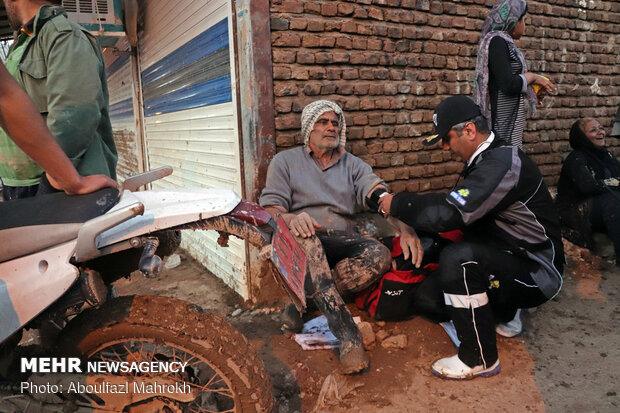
xmin=259 ymin=100 xmax=409 ymax=374
xmin=379 ymin=96 xmax=564 ymax=379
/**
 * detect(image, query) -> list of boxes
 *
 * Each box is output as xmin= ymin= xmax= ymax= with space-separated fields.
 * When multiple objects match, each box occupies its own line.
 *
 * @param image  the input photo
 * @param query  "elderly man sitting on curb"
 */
xmin=259 ymin=100 xmax=421 ymax=374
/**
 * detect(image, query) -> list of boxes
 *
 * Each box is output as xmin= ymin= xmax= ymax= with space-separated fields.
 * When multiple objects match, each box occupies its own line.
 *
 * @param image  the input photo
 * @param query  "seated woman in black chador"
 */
xmin=557 ymin=119 xmax=620 ymax=264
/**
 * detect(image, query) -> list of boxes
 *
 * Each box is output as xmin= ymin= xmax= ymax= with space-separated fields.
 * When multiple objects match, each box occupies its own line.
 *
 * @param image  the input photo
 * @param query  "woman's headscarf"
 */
xmin=568 ymin=120 xmax=620 ymax=178
xmin=473 ymin=0 xmax=537 ymax=124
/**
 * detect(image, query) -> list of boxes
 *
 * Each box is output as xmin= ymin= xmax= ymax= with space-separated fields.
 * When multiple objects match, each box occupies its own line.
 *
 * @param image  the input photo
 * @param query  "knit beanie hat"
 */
xmin=301 ymin=100 xmax=347 ymax=147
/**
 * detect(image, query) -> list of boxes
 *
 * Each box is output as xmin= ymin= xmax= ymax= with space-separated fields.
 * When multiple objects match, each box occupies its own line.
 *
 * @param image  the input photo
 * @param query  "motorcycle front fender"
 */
xmin=0 ymin=241 xmax=78 ymax=344
xmin=96 ymin=188 xmax=241 ymax=248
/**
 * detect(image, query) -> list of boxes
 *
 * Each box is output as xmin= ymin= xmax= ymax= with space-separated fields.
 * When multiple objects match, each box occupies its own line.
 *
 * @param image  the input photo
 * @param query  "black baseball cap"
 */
xmin=423 ymin=95 xmax=483 ymax=146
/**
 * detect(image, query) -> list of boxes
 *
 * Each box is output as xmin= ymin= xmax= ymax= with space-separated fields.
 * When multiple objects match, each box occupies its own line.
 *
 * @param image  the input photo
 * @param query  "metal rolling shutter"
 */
xmin=104 ymin=38 xmax=141 ymax=181
xmin=138 ymin=1 xmax=247 ymax=298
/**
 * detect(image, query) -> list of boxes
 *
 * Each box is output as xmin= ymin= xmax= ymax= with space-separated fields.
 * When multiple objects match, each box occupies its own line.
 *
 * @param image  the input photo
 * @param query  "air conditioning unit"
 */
xmin=62 ymin=0 xmax=125 ymax=46
xmin=63 ymin=0 xmax=116 ymax=25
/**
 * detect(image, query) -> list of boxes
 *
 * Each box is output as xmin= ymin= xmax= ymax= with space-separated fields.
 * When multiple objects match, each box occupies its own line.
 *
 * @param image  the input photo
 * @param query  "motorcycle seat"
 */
xmin=0 ymin=188 xmax=119 ymax=262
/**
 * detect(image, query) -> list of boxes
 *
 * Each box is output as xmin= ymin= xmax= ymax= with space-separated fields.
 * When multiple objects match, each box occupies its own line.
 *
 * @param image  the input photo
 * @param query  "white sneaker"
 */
xmin=496 ymin=309 xmax=523 ymax=338
xmin=431 ymin=354 xmax=500 ymax=380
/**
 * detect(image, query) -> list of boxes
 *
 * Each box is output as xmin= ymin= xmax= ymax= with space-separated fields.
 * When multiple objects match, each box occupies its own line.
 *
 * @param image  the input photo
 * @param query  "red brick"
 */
xmin=352 ymin=38 xmax=367 ymax=49
xmin=364 ymin=126 xmax=380 ymax=138
xmin=338 ymin=3 xmax=355 ymax=16
xmin=273 ymin=32 xmax=301 ymax=47
xmin=379 ymin=169 xmax=396 ymax=181
xmin=315 ymin=53 xmax=332 ymax=64
xmin=274 ymin=84 xmax=298 ymax=97
xmin=367 ymin=142 xmax=383 ymax=154
xmin=297 ymin=52 xmax=315 ymax=64
xmin=325 ymin=21 xmax=342 ymax=31
xmin=383 ymin=114 xmax=396 ymax=124
xmin=307 ymin=20 xmax=325 ymax=32
xmin=360 ymin=69 xmax=374 ymax=80
xmin=357 ymin=24 xmax=375 ymax=35
xmin=308 ymin=67 xmax=326 ymax=80
xmin=341 ymin=21 xmax=357 ymax=33
xmin=320 ymin=37 xmax=336 ymax=47
xmin=333 ymin=52 xmax=351 ymax=63
xmin=368 ymin=113 xmax=383 ymax=125
xmin=291 ymin=68 xmax=309 ymax=80
xmin=367 ymin=39 xmax=383 ymax=51
xmin=348 ymin=127 xmax=364 ymax=140
xmin=394 ymin=165 xmax=409 ymax=178
xmin=272 ymin=49 xmax=296 ymax=64
xmin=278 ymin=1 xmax=303 ymax=13
xmin=384 ymin=140 xmax=399 ymax=152
xmin=360 ymin=98 xmax=375 ymax=110
xmin=326 ymin=68 xmax=343 ymax=80
xmin=275 ymin=132 xmax=295 ymax=147
xmin=271 ymin=17 xmax=290 ymax=31
xmin=342 ymin=68 xmax=359 ymax=80
xmin=375 ymin=154 xmax=392 ymax=168
xmin=379 ymin=125 xmax=394 ymax=137
xmin=321 ymin=2 xmax=338 ymax=16
xmin=343 ymin=97 xmax=360 ymax=111
xmin=320 ymin=84 xmax=337 ymax=95
xmin=353 ymin=7 xmax=368 ymax=19
xmin=273 ymin=66 xmax=292 ymax=80
xmin=303 ymin=2 xmax=321 ymax=14
xmin=275 ymin=113 xmax=299 ymax=130
xmin=303 ymin=83 xmax=321 ymax=95
xmin=336 ymin=36 xmax=353 ymax=49
xmin=336 ymin=83 xmax=354 ymax=95
xmin=301 ymin=34 xmax=321 ymax=47
xmin=368 ymin=7 xmax=384 ymax=20
xmin=354 ymin=83 xmax=370 ymax=95
xmin=289 ymin=18 xmax=307 ymax=30
xmin=274 ymin=99 xmax=292 ymax=114
xmin=350 ymin=142 xmax=368 ymax=156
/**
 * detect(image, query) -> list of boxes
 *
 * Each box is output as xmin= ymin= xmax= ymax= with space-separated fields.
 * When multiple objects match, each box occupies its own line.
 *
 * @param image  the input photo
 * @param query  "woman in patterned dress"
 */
xmin=473 ymin=0 xmax=556 ymax=148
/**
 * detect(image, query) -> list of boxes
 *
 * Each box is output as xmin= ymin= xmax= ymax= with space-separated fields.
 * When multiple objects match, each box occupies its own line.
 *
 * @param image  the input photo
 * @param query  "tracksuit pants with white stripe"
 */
xmin=439 ymin=242 xmax=548 ymax=368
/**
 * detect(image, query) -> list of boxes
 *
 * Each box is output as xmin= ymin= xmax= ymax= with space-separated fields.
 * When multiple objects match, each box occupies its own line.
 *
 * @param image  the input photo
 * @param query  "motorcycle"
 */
xmin=0 ymin=166 xmax=307 ymax=412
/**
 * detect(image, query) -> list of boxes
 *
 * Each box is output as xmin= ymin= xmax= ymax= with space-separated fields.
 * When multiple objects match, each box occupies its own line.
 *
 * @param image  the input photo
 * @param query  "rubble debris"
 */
xmin=357 ymin=321 xmax=375 ymax=349
xmin=381 ymin=334 xmax=408 ymax=349
xmin=375 ymin=329 xmax=389 ymax=342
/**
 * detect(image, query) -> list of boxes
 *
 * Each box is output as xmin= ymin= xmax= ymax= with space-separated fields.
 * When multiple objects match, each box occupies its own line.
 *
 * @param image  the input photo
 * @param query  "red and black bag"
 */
xmin=355 ymin=231 xmax=462 ymax=321
xmin=355 ymin=236 xmax=430 ymax=321
xmin=355 ymin=267 xmax=428 ymax=321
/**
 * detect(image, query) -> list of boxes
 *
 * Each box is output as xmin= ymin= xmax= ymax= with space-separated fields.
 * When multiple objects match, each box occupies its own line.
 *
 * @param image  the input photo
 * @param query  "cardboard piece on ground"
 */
xmin=294 ymin=315 xmax=361 ymax=350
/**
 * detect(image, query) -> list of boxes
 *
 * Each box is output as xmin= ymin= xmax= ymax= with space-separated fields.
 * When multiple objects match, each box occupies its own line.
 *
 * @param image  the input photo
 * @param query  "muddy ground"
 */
xmin=115 ymin=240 xmax=619 ymax=413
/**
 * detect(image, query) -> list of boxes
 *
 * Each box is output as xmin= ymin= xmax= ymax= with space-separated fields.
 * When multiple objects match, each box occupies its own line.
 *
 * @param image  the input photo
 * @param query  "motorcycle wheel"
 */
xmin=57 ymin=295 xmax=273 ymax=413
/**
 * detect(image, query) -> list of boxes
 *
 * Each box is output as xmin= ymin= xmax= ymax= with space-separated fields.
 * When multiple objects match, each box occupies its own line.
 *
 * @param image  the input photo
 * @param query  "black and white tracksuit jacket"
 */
xmin=391 ymin=139 xmax=564 ymax=300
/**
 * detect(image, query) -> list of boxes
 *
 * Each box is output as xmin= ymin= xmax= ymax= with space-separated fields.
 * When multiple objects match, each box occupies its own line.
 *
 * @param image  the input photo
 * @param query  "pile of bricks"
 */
xmin=270 ymin=0 xmax=620 ymax=191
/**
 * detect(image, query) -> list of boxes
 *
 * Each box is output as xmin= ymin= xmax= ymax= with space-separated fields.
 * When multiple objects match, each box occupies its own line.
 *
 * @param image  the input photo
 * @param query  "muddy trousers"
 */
xmin=439 ymin=242 xmax=547 ymax=368
xmin=295 ymin=234 xmax=390 ymax=347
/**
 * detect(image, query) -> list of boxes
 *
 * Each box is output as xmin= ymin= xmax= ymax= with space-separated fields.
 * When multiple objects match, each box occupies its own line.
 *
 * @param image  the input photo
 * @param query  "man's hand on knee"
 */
xmin=290 ymin=212 xmax=322 ymax=238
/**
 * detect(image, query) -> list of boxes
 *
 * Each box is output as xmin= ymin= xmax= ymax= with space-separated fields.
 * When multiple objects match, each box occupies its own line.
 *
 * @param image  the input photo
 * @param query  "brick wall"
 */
xmin=269 ymin=0 xmax=620 ymax=191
